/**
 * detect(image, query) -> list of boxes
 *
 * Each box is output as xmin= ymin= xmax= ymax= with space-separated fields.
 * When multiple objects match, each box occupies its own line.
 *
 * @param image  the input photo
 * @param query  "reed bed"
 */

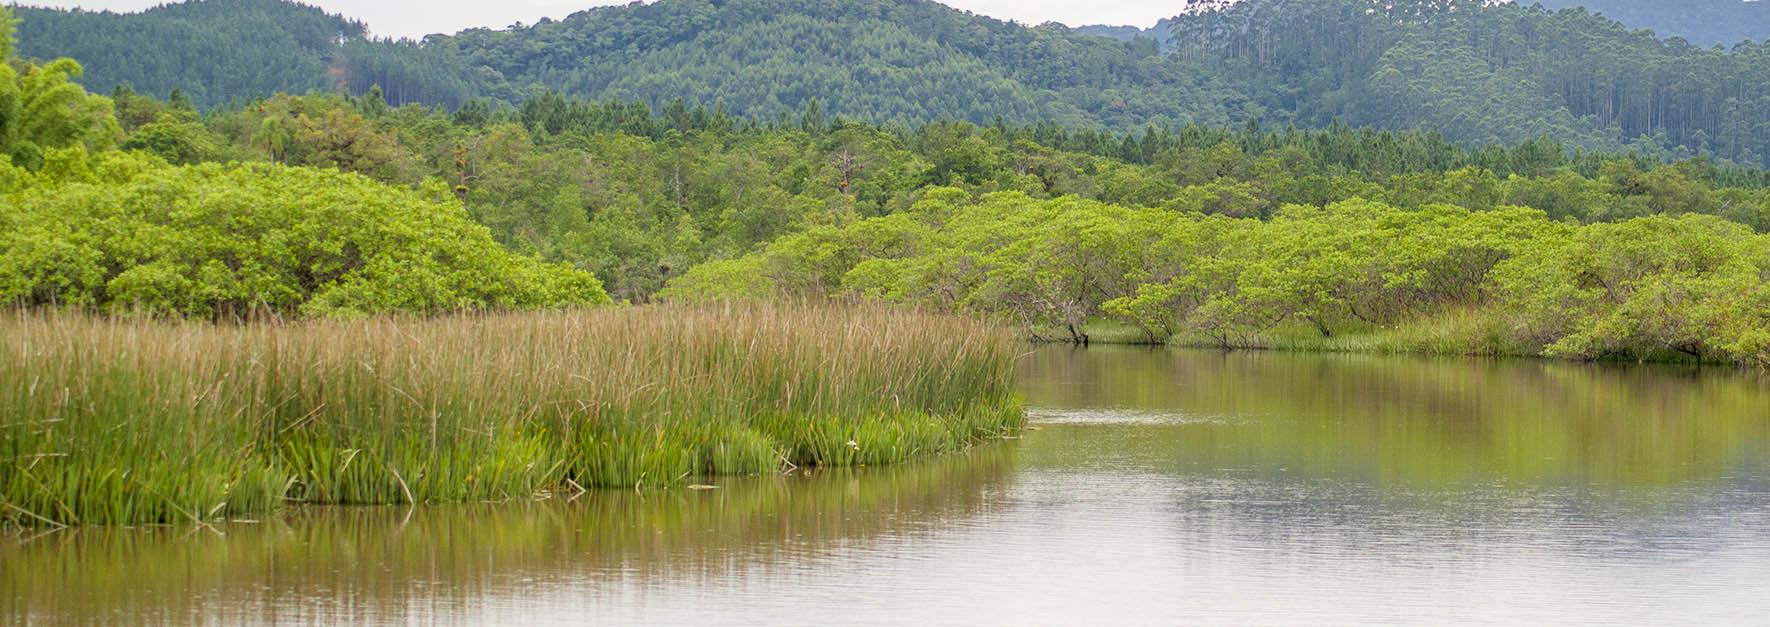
xmin=0 ymin=304 xmax=1023 ymax=527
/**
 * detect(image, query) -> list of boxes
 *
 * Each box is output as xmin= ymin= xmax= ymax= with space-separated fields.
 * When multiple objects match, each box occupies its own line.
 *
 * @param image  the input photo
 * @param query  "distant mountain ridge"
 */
xmin=1530 ymin=0 xmax=1770 ymax=47
xmin=1077 ymin=20 xmax=1178 ymax=46
xmin=11 ymin=0 xmax=1770 ymax=166
xmin=1080 ymin=0 xmax=1770 ymax=47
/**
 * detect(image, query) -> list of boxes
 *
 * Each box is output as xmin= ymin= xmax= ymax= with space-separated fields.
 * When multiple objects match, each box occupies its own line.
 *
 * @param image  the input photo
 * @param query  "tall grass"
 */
xmin=0 ymin=304 xmax=1023 ymax=527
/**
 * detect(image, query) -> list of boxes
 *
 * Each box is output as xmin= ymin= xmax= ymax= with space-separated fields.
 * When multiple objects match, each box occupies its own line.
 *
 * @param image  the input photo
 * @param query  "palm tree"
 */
xmin=0 ymin=8 xmax=120 ymax=169
xmin=254 ymin=115 xmax=294 ymax=164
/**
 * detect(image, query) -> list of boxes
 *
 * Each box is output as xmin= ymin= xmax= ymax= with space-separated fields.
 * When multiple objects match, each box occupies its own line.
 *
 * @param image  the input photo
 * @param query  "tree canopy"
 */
xmin=0 ymin=9 xmax=607 ymax=319
xmin=0 ymin=9 xmax=120 ymax=169
xmin=11 ymin=0 xmax=1770 ymax=166
xmin=4 ymin=3 xmax=1770 ymax=365
xmin=1530 ymin=0 xmax=1770 ymax=47
xmin=665 ymin=190 xmax=1770 ymax=366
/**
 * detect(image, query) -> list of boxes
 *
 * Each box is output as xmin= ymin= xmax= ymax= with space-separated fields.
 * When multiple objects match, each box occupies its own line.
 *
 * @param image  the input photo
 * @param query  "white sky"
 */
xmin=12 ymin=1 xmax=1189 ymax=39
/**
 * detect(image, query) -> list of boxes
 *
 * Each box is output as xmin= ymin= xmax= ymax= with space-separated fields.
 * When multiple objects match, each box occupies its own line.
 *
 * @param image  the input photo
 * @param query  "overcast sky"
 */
xmin=14 ymin=1 xmax=1188 ymax=39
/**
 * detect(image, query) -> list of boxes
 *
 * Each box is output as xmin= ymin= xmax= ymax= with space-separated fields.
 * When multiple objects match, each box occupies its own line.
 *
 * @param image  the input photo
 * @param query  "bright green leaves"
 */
xmin=661 ymin=188 xmax=1770 ymax=365
xmin=1493 ymin=214 xmax=1770 ymax=364
xmin=0 ymin=8 xmax=121 ymax=170
xmin=119 ymin=119 xmax=219 ymax=165
xmin=961 ymin=194 xmax=1164 ymax=335
xmin=0 ymin=7 xmax=15 ymax=62
xmin=0 ymin=151 xmax=609 ymax=318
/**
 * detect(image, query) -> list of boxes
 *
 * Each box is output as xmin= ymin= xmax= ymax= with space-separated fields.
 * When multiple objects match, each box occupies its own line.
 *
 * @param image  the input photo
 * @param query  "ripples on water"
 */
xmin=1024 ymin=407 xmax=1244 ymax=426
xmin=6 ymin=347 xmax=1770 ymax=625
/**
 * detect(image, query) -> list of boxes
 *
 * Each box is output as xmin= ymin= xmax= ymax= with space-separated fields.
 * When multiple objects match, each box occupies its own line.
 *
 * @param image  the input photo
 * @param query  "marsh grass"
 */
xmin=1031 ymin=319 xmax=1168 ymax=346
xmin=1158 ymin=308 xmax=1734 ymax=365
xmin=1163 ymin=309 xmax=1543 ymax=358
xmin=0 ymin=304 xmax=1023 ymax=527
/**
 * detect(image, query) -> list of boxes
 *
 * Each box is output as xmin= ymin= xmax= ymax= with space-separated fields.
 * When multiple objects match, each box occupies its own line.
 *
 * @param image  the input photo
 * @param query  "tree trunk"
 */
xmin=1066 ymin=323 xmax=1091 ymax=347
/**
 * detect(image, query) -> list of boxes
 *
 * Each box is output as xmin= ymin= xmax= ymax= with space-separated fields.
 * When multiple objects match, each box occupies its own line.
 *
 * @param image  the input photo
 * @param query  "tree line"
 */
xmin=1529 ymin=0 xmax=1770 ymax=47
xmin=664 ymin=191 xmax=1770 ymax=367
xmin=85 ymin=84 xmax=1770 ymax=303
xmin=11 ymin=0 xmax=1770 ymax=166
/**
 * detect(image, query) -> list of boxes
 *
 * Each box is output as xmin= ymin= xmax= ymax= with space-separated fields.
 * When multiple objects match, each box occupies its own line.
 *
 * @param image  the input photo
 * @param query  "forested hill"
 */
xmin=9 ymin=0 xmax=363 ymax=108
xmin=12 ymin=0 xmax=1770 ymax=165
xmin=1531 ymin=0 xmax=1770 ymax=47
xmin=1086 ymin=1 xmax=1770 ymax=48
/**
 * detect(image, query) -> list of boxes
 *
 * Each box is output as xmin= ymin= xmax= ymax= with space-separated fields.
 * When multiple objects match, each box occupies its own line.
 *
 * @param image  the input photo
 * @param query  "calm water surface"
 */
xmin=7 ymin=347 xmax=1770 ymax=625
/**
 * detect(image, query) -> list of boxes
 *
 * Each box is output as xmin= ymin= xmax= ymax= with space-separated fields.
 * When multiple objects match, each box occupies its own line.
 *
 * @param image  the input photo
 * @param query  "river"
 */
xmin=6 ymin=347 xmax=1770 ymax=625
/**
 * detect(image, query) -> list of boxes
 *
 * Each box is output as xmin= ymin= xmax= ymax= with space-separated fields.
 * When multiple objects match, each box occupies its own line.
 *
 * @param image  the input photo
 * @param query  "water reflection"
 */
xmin=1020 ymin=347 xmax=1770 ymax=490
xmin=3 ymin=449 xmax=1016 ymax=625
xmin=6 ymin=347 xmax=1770 ymax=624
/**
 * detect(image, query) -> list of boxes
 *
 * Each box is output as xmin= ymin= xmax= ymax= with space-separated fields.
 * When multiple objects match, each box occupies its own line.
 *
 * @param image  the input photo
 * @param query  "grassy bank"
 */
xmin=0 ymin=305 xmax=1023 ymax=527
xmin=1156 ymin=309 xmax=1530 ymax=357
xmin=1081 ymin=309 xmax=1755 ymax=366
xmin=1046 ymin=312 xmax=1521 ymax=353
xmin=1029 ymin=319 xmax=1167 ymax=346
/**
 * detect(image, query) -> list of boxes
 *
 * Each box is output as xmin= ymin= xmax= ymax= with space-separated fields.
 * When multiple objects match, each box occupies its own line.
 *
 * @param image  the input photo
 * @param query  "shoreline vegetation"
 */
xmin=1044 ymin=314 xmax=1768 ymax=367
xmin=0 ymin=305 xmax=1024 ymax=528
xmin=1041 ymin=320 xmax=1770 ymax=367
xmin=675 ymin=194 xmax=1770 ymax=369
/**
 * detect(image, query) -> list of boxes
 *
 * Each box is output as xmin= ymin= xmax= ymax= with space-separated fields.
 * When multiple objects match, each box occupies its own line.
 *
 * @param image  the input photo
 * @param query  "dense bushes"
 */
xmin=84 ymin=88 xmax=1767 ymax=306
xmin=665 ymin=190 xmax=1770 ymax=366
xmin=1495 ymin=215 xmax=1770 ymax=364
xmin=0 ymin=10 xmax=608 ymax=319
xmin=0 ymin=151 xmax=608 ymax=317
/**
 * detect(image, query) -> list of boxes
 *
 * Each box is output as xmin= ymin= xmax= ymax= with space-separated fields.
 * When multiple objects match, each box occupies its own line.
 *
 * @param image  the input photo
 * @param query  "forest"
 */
xmin=1529 ymin=0 xmax=1770 ymax=47
xmin=3 ymin=1 xmax=1769 ymax=368
xmin=10 ymin=0 xmax=1770 ymax=167
xmin=1094 ymin=1 xmax=1770 ymax=49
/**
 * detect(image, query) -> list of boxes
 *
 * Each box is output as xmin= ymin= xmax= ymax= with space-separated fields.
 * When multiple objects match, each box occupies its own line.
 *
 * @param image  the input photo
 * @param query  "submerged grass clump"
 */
xmin=0 ymin=304 xmax=1023 ymax=527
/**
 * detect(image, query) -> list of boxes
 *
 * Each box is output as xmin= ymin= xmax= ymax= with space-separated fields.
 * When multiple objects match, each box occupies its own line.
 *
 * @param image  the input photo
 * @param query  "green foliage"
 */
xmin=8 ymin=3 xmax=1770 ymax=366
xmin=1493 ymin=214 xmax=1770 ymax=365
xmin=0 ymin=9 xmax=121 ymax=169
xmin=10 ymin=0 xmax=362 ymax=108
xmin=1531 ymin=0 xmax=1770 ymax=47
xmin=665 ymin=189 xmax=1770 ymax=367
xmin=13 ymin=0 xmax=1770 ymax=165
xmin=80 ymin=88 xmax=1770 ymax=310
xmin=118 ymin=119 xmax=218 ymax=164
xmin=0 ymin=150 xmax=608 ymax=318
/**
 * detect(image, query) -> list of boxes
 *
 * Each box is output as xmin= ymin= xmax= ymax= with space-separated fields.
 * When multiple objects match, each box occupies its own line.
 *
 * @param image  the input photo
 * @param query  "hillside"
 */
xmin=1086 ymin=0 xmax=1770 ymax=48
xmin=10 ymin=0 xmax=1770 ymax=165
xmin=9 ymin=0 xmax=360 ymax=107
xmin=1531 ymin=0 xmax=1770 ymax=47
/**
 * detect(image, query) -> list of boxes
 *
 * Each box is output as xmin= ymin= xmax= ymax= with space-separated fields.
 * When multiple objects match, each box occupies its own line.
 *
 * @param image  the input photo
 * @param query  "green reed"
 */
xmin=0 ymin=304 xmax=1023 ymax=527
